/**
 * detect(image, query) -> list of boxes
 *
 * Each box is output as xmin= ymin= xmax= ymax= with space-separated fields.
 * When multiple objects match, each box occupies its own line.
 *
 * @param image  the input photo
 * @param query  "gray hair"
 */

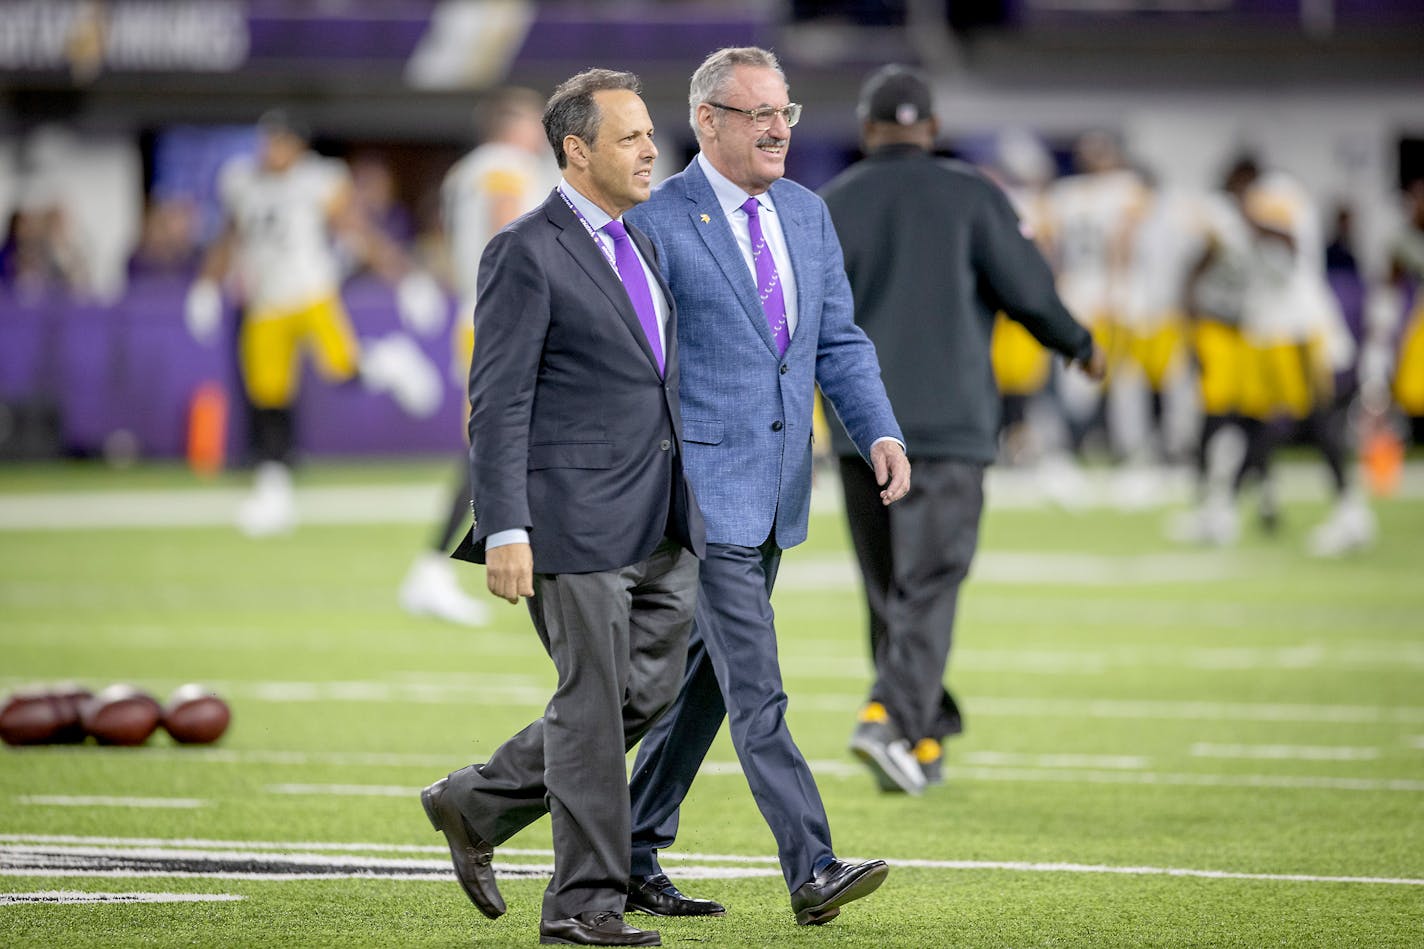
xmin=688 ymin=47 xmax=786 ymax=141
xmin=544 ymin=68 xmax=642 ymax=169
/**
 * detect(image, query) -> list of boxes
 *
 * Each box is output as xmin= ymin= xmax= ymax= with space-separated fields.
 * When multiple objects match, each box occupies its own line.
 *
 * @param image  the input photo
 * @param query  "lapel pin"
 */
xmin=699 ymin=213 xmax=710 ymax=224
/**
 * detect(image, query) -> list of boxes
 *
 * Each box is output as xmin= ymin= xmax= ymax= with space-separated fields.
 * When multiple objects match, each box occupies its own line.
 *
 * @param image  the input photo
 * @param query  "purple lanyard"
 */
xmin=558 ymin=186 xmax=619 ymax=272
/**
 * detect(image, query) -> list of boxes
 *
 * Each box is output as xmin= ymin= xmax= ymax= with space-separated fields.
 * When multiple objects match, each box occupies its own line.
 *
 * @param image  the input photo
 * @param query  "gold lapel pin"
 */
xmin=699 ymin=213 xmax=710 ymax=224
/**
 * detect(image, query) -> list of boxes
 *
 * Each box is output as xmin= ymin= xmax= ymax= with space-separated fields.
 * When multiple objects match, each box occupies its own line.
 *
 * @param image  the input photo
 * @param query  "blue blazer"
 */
xmin=627 ymin=158 xmax=901 ymax=550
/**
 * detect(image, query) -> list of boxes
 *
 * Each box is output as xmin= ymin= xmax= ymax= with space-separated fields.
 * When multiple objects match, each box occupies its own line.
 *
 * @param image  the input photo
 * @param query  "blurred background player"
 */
xmin=1171 ymin=174 xmax=1255 ymax=545
xmin=983 ymin=128 xmax=1061 ymax=469
xmin=403 ymin=87 xmax=557 ymax=623
xmin=397 ymin=87 xmax=557 ymax=627
xmin=1038 ymin=131 xmax=1147 ymax=480
xmin=185 ymin=109 xmax=446 ymax=538
xmin=1174 ymin=156 xmax=1373 ymax=556
xmin=1363 ymin=177 xmax=1424 ymax=445
xmin=1106 ymin=170 xmax=1201 ymax=506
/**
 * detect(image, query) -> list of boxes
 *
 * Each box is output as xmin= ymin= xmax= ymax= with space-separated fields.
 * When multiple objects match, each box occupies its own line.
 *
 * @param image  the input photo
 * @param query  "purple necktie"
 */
xmin=741 ymin=196 xmax=790 ymax=356
xmin=602 ymin=219 xmax=664 ymax=376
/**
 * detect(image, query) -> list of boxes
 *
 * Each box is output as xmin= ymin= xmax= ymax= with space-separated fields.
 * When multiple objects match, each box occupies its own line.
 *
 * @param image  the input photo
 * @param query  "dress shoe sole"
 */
xmin=539 ymin=933 xmax=661 ymax=946
xmin=793 ymin=862 xmax=889 ymax=926
xmin=850 ymin=739 xmax=925 ymax=796
xmin=421 ymin=778 xmax=506 ymax=920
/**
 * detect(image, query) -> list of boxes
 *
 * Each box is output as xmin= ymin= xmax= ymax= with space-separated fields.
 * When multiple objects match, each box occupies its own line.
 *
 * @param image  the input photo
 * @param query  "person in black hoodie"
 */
xmin=820 ymin=64 xmax=1104 ymax=794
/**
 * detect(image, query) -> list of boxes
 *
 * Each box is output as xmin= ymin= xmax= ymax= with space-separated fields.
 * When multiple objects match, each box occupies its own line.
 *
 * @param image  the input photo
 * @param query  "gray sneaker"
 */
xmin=920 ymin=755 xmax=944 ymax=787
xmin=849 ymin=719 xmax=926 ymax=795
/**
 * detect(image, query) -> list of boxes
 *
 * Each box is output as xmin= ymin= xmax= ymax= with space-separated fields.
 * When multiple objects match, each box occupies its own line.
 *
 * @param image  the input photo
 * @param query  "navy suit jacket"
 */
xmin=626 ymin=158 xmax=901 ymax=549
xmin=452 ymin=190 xmax=705 ymax=574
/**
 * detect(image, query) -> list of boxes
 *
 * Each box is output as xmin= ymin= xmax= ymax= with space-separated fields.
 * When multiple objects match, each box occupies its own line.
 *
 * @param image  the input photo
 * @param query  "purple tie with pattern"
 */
xmin=741 ymin=196 xmax=790 ymax=356
xmin=601 ymin=219 xmax=664 ymax=376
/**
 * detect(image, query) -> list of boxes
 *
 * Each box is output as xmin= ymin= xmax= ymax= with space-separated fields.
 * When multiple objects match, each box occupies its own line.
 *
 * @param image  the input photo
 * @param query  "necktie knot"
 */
xmin=740 ymin=196 xmax=761 ymax=219
xmin=602 ymin=219 xmax=628 ymax=242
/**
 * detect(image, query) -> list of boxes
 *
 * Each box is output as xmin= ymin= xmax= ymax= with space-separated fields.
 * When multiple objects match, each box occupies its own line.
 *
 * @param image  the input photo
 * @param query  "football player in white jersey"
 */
xmin=1037 ymin=131 xmax=1147 ymax=501
xmin=1107 ymin=173 xmax=1202 ymax=506
xmin=396 ymin=88 xmax=558 ymax=626
xmin=1363 ymin=177 xmax=1424 ymax=436
xmin=1176 ymin=157 xmax=1372 ymax=555
xmin=185 ymin=110 xmax=444 ymax=538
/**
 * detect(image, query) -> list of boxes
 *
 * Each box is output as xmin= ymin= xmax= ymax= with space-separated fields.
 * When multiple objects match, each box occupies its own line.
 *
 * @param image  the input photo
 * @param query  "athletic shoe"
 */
xmin=1165 ymin=500 xmax=1238 ymax=547
xmin=1307 ymin=497 xmax=1377 ymax=558
xmin=400 ymin=553 xmax=489 ymax=627
xmin=237 ymin=461 xmax=296 ymax=537
xmin=914 ymin=738 xmax=944 ymax=787
xmin=849 ymin=707 xmax=925 ymax=795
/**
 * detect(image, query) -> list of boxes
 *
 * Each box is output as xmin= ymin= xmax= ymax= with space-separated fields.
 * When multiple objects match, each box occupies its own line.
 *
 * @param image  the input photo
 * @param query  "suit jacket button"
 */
xmin=771 ymin=420 xmax=784 ymax=432
xmin=660 ymin=439 xmax=671 ymax=451
xmin=779 ymin=364 xmax=788 ymax=375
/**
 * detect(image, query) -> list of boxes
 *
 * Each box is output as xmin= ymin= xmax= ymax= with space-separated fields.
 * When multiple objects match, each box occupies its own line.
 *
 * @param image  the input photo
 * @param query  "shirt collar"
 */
xmin=696 ymin=152 xmax=777 ymax=219
xmin=558 ymin=178 xmax=615 ymax=232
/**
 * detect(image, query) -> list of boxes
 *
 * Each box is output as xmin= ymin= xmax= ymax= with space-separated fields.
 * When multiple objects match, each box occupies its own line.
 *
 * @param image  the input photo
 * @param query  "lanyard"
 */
xmin=557 ymin=186 xmax=619 ymax=272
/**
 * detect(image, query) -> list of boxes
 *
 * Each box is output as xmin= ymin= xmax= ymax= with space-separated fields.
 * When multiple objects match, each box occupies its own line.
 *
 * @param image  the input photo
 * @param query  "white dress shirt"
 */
xmin=486 ymin=180 xmax=669 ymax=552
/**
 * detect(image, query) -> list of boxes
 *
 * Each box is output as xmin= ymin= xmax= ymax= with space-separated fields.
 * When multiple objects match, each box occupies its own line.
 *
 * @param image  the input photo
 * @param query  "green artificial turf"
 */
xmin=1 ymin=460 xmax=1421 ymax=947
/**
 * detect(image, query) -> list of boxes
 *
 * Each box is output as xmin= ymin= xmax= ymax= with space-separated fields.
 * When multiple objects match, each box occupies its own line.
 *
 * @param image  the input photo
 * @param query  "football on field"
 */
xmin=162 ymin=684 xmax=231 ymax=744
xmin=48 ymin=684 xmax=93 ymax=744
xmin=0 ymin=689 xmax=63 ymax=746
xmin=81 ymin=685 xmax=163 ymax=746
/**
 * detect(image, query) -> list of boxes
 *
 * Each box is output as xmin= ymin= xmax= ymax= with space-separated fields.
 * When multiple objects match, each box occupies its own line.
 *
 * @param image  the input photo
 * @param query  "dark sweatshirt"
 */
xmin=820 ymin=144 xmax=1092 ymax=463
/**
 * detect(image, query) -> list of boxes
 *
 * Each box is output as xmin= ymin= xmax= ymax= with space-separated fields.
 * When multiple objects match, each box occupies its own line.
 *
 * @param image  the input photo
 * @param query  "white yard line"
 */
xmin=0 ymin=891 xmax=245 ymax=905
xmin=1 ymin=841 xmax=1418 ymax=888
xmin=936 ymin=765 xmax=1424 ymax=793
xmin=17 ymin=796 xmax=204 ymax=809
xmin=1190 ymin=743 xmax=1382 ymax=761
xmin=265 ymin=784 xmax=412 ymax=797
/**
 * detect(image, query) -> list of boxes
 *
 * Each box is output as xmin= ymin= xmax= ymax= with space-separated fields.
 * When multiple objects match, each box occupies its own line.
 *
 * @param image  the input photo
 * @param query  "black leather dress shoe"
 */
xmin=625 ymin=873 xmax=726 ymax=917
xmin=789 ymin=857 xmax=889 ymax=926
xmin=421 ymin=777 xmax=505 ymax=919
xmin=539 ymin=910 xmax=660 ymax=946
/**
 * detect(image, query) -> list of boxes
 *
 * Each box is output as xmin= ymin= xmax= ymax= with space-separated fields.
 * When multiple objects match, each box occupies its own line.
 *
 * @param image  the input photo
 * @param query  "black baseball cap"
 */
xmin=857 ymin=64 xmax=933 ymax=126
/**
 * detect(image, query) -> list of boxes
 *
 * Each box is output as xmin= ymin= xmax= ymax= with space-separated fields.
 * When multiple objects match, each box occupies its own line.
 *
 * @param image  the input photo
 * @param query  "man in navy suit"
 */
xmin=422 ymin=69 xmax=704 ymax=948
xmin=623 ymin=47 xmax=910 ymax=927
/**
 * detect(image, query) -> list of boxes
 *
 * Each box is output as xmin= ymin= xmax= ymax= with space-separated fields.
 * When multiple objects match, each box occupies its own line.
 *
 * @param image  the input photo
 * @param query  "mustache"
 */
xmin=755 ymin=135 xmax=787 ymax=149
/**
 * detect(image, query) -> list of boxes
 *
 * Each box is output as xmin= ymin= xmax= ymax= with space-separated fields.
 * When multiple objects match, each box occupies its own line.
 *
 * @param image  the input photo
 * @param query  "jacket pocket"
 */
xmin=681 ymin=419 xmax=723 ymax=445
xmin=528 ymin=441 xmax=614 ymax=470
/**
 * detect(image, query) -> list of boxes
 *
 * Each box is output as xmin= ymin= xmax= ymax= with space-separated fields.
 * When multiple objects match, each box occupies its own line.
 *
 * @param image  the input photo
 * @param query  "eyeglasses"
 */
xmin=706 ymin=101 xmax=802 ymax=131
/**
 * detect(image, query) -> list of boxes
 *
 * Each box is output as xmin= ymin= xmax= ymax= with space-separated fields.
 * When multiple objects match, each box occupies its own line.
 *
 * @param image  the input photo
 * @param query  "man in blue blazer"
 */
xmin=624 ymin=47 xmax=910 ymax=927
xmin=425 ymin=69 xmax=704 ymax=947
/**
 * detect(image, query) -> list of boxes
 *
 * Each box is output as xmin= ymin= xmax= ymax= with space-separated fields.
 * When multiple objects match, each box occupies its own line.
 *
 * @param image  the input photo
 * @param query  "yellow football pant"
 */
xmin=239 ymin=295 xmax=360 ymax=409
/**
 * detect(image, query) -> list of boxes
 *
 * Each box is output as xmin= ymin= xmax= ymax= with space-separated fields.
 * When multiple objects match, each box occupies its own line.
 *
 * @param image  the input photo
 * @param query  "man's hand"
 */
xmin=486 ymin=542 xmax=534 ymax=604
xmin=871 ymin=439 xmax=911 ymax=506
xmin=1074 ymin=340 xmax=1107 ymax=381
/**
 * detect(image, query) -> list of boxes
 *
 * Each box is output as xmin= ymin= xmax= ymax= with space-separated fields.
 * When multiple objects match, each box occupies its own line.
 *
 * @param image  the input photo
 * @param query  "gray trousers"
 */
xmin=444 ymin=540 xmax=698 ymax=921
xmin=839 ymin=456 xmax=983 ymax=747
xmin=627 ymin=540 xmax=834 ymax=893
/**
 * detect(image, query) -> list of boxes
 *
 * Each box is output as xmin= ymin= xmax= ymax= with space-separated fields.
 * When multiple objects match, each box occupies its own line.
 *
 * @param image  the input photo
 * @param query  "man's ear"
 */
xmin=563 ymin=135 xmax=589 ymax=170
xmin=695 ymin=103 xmax=718 ymax=141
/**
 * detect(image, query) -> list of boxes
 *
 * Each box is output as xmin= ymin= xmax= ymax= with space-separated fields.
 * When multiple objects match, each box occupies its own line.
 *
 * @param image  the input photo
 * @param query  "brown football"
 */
xmin=81 ymin=685 xmax=163 ymax=746
xmin=162 ymin=684 xmax=231 ymax=744
xmin=48 ymin=684 xmax=93 ymax=744
xmin=0 ymin=689 xmax=63 ymax=746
